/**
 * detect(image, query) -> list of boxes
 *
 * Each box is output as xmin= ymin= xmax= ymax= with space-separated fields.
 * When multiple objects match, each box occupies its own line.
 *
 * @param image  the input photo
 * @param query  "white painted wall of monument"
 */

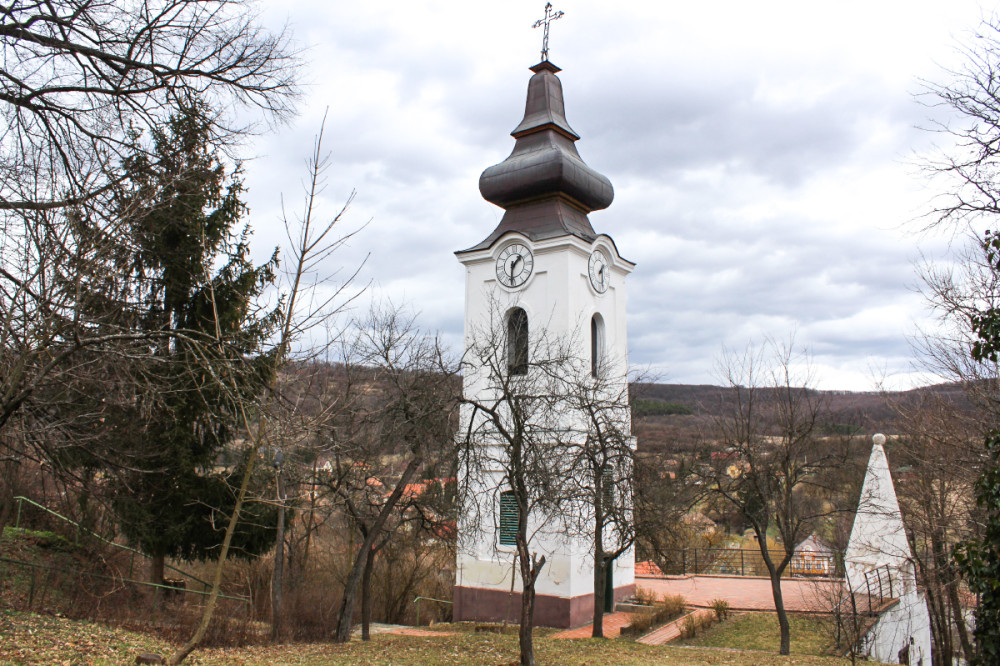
xmin=846 ymin=435 xmax=932 ymax=665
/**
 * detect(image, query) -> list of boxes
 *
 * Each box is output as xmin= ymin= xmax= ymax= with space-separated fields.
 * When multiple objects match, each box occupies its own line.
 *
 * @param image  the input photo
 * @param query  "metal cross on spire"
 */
xmin=532 ymin=3 xmax=564 ymax=62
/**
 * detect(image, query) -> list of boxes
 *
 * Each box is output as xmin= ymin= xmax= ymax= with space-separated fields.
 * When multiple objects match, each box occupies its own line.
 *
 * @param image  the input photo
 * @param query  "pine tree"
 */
xmin=109 ymin=104 xmax=281 ymax=584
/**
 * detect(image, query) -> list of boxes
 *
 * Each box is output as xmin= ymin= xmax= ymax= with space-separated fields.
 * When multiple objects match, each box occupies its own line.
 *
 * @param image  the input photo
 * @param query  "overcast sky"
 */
xmin=240 ymin=0 xmax=997 ymax=391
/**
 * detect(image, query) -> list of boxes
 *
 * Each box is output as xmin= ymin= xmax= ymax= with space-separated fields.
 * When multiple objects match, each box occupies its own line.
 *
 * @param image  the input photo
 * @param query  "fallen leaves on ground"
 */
xmin=0 ymin=609 xmax=870 ymax=665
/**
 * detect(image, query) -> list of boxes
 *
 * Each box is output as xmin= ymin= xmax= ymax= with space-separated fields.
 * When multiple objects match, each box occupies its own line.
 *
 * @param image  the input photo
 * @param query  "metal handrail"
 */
xmin=0 ymin=556 xmax=250 ymax=603
xmin=413 ymin=595 xmax=453 ymax=626
xmin=11 ymin=495 xmax=220 ymax=594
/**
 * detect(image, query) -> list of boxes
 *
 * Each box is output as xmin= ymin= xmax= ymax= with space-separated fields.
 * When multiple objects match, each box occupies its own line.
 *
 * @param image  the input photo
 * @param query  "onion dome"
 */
xmin=462 ymin=61 xmax=613 ymax=253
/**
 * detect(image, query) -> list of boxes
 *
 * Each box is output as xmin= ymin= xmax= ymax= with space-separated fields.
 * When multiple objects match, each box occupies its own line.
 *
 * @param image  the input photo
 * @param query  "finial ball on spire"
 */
xmin=873 ymin=433 xmax=886 ymax=447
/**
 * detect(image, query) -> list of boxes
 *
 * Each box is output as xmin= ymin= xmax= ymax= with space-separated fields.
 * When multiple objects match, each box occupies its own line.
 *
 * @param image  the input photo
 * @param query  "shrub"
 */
xmin=621 ymin=593 xmax=687 ymax=636
xmin=680 ymin=613 xmax=699 ymax=639
xmin=623 ymin=611 xmax=657 ymax=636
xmin=655 ymin=593 xmax=686 ymax=623
xmin=631 ymin=587 xmax=658 ymax=606
xmin=680 ymin=610 xmax=714 ymax=639
xmin=711 ymin=598 xmax=730 ymax=621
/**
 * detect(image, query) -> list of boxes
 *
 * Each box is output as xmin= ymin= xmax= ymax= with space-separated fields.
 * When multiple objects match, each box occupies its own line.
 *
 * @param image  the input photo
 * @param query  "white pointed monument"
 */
xmin=844 ymin=433 xmax=931 ymax=665
xmin=845 ymin=433 xmax=913 ymax=593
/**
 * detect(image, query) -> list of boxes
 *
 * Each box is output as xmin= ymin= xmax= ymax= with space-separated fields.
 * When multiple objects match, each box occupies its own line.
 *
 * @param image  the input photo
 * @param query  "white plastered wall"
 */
xmin=455 ymin=231 xmax=635 ymax=602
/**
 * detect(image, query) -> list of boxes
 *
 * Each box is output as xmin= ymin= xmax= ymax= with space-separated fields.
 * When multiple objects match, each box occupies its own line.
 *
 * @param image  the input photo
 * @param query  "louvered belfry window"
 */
xmin=499 ymin=490 xmax=518 ymax=545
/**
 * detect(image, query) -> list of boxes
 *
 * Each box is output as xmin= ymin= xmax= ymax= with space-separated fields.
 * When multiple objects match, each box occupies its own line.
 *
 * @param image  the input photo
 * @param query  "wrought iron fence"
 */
xmin=653 ymin=547 xmax=844 ymax=578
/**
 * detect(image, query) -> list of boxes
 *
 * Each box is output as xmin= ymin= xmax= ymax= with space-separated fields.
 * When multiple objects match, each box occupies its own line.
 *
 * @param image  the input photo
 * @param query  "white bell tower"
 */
xmin=453 ymin=58 xmax=635 ymax=628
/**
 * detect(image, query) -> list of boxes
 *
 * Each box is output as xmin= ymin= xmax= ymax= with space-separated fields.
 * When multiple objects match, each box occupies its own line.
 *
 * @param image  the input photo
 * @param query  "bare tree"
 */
xmin=0 ymin=0 xmax=298 ymax=213
xmin=559 ymin=356 xmax=637 ymax=638
xmin=890 ymin=393 xmax=978 ymax=665
xmin=167 ymin=120 xmax=358 ymax=665
xmin=697 ymin=338 xmax=854 ymax=655
xmin=917 ymin=77 xmax=1000 ymax=656
xmin=458 ymin=307 xmax=580 ymax=666
xmin=329 ymin=304 xmax=458 ymax=644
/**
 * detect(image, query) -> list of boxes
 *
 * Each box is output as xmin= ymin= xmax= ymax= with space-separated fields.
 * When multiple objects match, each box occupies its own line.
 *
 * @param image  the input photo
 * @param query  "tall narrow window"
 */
xmin=591 ymin=313 xmax=605 ymax=377
xmin=508 ymin=307 xmax=529 ymax=375
xmin=499 ymin=490 xmax=518 ymax=545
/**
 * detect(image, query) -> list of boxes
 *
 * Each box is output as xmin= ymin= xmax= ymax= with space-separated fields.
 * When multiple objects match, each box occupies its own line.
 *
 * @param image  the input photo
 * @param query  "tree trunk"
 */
xmin=757 ymin=535 xmax=791 ymax=656
xmin=167 ymin=436 xmax=260 ymax=665
xmin=151 ymin=553 xmax=165 ymax=606
xmin=515 ymin=535 xmax=545 ymax=666
xmin=947 ymin=575 xmax=974 ymax=662
xmin=333 ymin=455 xmax=421 ymax=643
xmin=151 ymin=554 xmax=165 ymax=586
xmin=769 ymin=568 xmax=791 ymax=655
xmin=270 ymin=468 xmax=286 ymax=643
xmin=300 ymin=459 xmax=318 ymax=576
xmin=519 ymin=579 xmax=536 ymax=666
xmin=361 ymin=544 xmax=376 ymax=640
xmin=592 ymin=512 xmax=606 ymax=639
xmin=591 ymin=557 xmax=605 ymax=638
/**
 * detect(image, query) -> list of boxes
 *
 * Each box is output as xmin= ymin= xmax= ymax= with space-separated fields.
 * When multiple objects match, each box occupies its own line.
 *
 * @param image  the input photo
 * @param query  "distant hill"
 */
xmin=630 ymin=380 xmax=974 ymax=454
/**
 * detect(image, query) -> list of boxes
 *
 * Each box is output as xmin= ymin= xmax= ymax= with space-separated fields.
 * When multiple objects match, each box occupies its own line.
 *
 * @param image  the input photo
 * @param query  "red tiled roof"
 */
xmin=635 ymin=560 xmax=665 ymax=577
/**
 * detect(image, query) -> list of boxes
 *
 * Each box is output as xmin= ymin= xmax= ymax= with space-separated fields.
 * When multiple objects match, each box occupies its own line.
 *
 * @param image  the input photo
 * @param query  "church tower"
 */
xmin=453 ymin=53 xmax=635 ymax=628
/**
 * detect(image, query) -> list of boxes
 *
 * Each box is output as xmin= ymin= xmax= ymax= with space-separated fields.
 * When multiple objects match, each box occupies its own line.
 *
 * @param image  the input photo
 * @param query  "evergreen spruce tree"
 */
xmin=109 ymin=104 xmax=281 ymax=585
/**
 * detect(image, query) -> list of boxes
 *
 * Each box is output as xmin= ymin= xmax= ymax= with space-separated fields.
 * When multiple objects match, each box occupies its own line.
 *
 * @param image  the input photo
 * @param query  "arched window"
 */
xmin=499 ymin=490 xmax=518 ymax=545
xmin=591 ymin=313 xmax=605 ymax=377
xmin=507 ymin=307 xmax=529 ymax=375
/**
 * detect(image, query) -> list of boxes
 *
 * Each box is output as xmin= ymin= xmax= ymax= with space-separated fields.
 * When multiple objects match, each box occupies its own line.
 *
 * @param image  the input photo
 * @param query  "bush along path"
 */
xmin=637 ymin=608 xmax=715 ymax=646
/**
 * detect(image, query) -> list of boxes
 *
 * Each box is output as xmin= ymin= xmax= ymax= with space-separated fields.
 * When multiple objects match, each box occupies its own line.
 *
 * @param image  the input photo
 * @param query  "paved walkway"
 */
xmin=636 ymin=575 xmax=840 ymax=612
xmin=636 ymin=607 xmax=714 ymax=646
xmin=360 ymin=623 xmax=457 ymax=637
xmin=550 ymin=612 xmax=632 ymax=639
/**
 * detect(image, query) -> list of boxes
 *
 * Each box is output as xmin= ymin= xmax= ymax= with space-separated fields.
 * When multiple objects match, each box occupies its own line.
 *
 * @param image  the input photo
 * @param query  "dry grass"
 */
xmin=0 ymin=609 xmax=864 ymax=665
xmin=678 ymin=611 xmax=836 ymax=656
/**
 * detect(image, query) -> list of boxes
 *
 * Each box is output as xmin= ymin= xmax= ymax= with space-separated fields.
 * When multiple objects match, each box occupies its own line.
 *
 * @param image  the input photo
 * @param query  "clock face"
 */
xmin=589 ymin=249 xmax=609 ymax=293
xmin=496 ymin=243 xmax=534 ymax=288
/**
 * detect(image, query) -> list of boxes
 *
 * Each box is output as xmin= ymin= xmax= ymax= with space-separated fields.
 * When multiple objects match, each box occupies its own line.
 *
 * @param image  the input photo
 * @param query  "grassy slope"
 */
xmin=0 ymin=527 xmax=96 ymax=614
xmin=679 ymin=612 xmax=835 ymax=655
xmin=0 ymin=609 xmax=865 ymax=665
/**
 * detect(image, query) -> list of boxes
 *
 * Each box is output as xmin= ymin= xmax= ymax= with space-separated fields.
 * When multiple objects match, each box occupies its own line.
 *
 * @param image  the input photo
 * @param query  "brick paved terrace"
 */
xmin=636 ymin=574 xmax=842 ymax=613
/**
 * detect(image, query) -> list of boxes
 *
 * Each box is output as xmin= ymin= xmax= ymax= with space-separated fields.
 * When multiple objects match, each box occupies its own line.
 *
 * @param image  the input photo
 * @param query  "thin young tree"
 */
xmin=697 ymin=338 xmax=853 ymax=655
xmin=458 ymin=305 xmax=581 ymax=666
xmin=559 ymin=356 xmax=637 ymax=638
xmin=330 ymin=304 xmax=457 ymax=643
xmin=168 ymin=118 xmax=360 ymax=665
